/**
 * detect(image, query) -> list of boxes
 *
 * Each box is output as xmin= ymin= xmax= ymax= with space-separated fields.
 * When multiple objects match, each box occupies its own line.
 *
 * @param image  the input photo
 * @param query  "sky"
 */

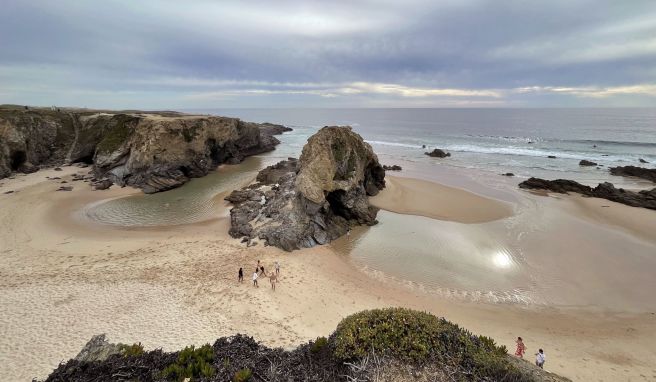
xmin=1 ymin=0 xmax=655 ymax=109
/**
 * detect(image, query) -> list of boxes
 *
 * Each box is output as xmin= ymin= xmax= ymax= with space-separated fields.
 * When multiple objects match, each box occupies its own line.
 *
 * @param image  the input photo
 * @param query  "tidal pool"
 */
xmin=84 ymin=156 xmax=264 ymax=227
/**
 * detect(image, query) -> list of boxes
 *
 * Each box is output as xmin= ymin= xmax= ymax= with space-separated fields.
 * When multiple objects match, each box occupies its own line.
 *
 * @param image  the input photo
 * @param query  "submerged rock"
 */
xmin=501 ymin=172 xmax=515 ymax=177
xmin=579 ymin=160 xmax=597 ymax=166
xmin=383 ymin=164 xmax=402 ymax=171
xmin=547 ymin=155 xmax=557 ymax=159
xmin=226 ymin=126 xmax=385 ymax=251
xmin=519 ymin=177 xmax=656 ymax=210
xmin=639 ymin=158 xmax=649 ymax=164
xmin=609 ymin=165 xmax=656 ymax=183
xmin=425 ymin=148 xmax=451 ymax=158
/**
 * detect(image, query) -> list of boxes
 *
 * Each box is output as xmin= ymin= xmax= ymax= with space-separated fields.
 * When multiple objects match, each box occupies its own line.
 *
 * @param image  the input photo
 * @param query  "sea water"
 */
xmin=200 ymin=108 xmax=656 ymax=187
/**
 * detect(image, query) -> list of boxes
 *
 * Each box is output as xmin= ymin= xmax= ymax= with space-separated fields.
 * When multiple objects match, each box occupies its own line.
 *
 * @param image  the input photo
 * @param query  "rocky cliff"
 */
xmin=92 ymin=115 xmax=290 ymax=193
xmin=226 ymin=126 xmax=386 ymax=251
xmin=0 ymin=106 xmax=290 ymax=192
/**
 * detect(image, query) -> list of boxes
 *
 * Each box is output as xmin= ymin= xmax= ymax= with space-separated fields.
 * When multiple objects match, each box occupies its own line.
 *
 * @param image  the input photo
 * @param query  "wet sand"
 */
xmin=370 ymin=176 xmax=514 ymax=223
xmin=1 ymin=168 xmax=656 ymax=381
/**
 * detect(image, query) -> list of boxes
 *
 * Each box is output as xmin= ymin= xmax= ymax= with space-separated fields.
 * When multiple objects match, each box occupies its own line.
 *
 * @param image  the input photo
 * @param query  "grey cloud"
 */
xmin=1 ymin=0 xmax=655 ymax=108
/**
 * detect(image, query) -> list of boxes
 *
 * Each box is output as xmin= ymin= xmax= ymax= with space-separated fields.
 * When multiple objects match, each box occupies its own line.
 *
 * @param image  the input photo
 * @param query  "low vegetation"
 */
xmin=161 ymin=344 xmax=216 ymax=381
xmin=44 ymin=308 xmax=568 ymax=382
xmin=96 ymin=114 xmax=136 ymax=154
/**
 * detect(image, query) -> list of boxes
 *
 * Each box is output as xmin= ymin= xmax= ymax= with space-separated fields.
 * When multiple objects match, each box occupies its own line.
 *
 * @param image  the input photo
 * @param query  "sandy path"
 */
xmin=370 ymin=176 xmax=513 ymax=223
xmin=1 ymin=170 xmax=655 ymax=381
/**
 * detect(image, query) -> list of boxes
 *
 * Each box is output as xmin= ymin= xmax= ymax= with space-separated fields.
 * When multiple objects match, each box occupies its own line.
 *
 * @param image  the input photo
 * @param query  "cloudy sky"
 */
xmin=1 ymin=0 xmax=655 ymax=108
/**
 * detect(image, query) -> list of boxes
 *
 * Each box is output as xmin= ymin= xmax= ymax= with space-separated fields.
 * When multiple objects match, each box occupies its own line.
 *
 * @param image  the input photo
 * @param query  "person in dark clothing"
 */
xmin=238 ymin=267 xmax=244 ymax=283
xmin=259 ymin=265 xmax=267 ymax=277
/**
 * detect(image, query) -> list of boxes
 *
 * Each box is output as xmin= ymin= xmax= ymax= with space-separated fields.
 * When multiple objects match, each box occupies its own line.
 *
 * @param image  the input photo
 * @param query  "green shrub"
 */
xmin=119 ymin=342 xmax=144 ymax=357
xmin=310 ymin=336 xmax=328 ymax=354
xmin=96 ymin=115 xmax=135 ymax=154
xmin=161 ymin=344 xmax=215 ymax=381
xmin=233 ymin=368 xmax=252 ymax=382
xmin=331 ymin=308 xmax=532 ymax=382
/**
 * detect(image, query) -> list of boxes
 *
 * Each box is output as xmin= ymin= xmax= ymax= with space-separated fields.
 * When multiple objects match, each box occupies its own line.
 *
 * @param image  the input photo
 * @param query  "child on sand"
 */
xmin=535 ymin=349 xmax=546 ymax=369
xmin=238 ymin=267 xmax=244 ymax=283
xmin=274 ymin=261 xmax=280 ymax=275
xmin=252 ymin=271 xmax=259 ymax=287
xmin=514 ymin=337 xmax=526 ymax=358
xmin=269 ymin=273 xmax=277 ymax=291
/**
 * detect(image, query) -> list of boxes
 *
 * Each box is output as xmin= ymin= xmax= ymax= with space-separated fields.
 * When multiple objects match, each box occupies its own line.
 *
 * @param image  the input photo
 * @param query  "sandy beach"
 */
xmin=1 ymin=166 xmax=656 ymax=381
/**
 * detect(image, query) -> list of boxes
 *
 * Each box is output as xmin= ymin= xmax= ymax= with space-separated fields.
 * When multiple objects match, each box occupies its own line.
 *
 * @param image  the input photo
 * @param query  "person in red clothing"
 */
xmin=514 ymin=337 xmax=526 ymax=358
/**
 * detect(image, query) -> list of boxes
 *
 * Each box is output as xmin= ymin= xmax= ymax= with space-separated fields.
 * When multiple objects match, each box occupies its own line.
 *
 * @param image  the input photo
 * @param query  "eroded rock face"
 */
xmin=93 ymin=115 xmax=287 ymax=193
xmin=609 ymin=165 xmax=656 ymax=183
xmin=0 ymin=107 xmax=290 ymax=193
xmin=226 ymin=126 xmax=386 ymax=251
xmin=519 ymin=177 xmax=656 ymax=210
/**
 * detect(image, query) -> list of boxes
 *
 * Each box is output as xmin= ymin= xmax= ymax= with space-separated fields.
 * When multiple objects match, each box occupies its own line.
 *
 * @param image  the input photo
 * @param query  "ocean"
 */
xmin=189 ymin=108 xmax=656 ymax=188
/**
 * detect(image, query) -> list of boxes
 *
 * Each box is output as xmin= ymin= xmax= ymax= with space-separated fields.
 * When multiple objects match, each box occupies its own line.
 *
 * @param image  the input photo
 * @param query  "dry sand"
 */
xmin=370 ymin=175 xmax=513 ymax=223
xmin=1 ymin=169 xmax=655 ymax=381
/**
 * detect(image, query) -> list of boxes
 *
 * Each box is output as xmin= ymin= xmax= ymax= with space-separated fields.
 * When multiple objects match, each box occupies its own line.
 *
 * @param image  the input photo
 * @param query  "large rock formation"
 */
xmin=0 ymin=106 xmax=290 ymax=193
xmin=519 ymin=177 xmax=656 ymax=210
xmin=609 ymin=165 xmax=656 ymax=183
xmin=92 ymin=115 xmax=288 ymax=193
xmin=226 ymin=126 xmax=386 ymax=251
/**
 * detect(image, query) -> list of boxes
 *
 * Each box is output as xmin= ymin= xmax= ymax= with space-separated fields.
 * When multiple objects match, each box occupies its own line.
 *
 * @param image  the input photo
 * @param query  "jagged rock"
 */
xmin=227 ymin=126 xmax=385 ymax=251
xmin=57 ymin=186 xmax=73 ymax=191
xmin=519 ymin=178 xmax=592 ymax=194
xmin=425 ymin=148 xmax=450 ymax=158
xmin=54 ymin=167 xmax=62 ymax=171
xmin=383 ymin=164 xmax=402 ymax=171
xmin=519 ymin=177 xmax=656 ymax=210
xmin=639 ymin=158 xmax=649 ymax=163
xmin=74 ymin=334 xmax=122 ymax=363
xmin=579 ymin=160 xmax=597 ymax=166
xmin=609 ymin=166 xmax=656 ymax=183
xmin=93 ymin=179 xmax=113 ymax=190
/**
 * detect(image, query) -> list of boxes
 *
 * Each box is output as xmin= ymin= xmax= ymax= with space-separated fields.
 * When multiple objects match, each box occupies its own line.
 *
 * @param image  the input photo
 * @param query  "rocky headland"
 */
xmin=519 ymin=177 xmax=656 ymax=210
xmin=226 ymin=126 xmax=385 ymax=251
xmin=0 ymin=105 xmax=290 ymax=193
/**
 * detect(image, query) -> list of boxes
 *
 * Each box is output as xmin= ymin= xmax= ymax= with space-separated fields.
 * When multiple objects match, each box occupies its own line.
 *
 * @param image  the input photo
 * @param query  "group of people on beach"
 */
xmin=514 ymin=337 xmax=546 ymax=369
xmin=238 ymin=260 xmax=280 ymax=290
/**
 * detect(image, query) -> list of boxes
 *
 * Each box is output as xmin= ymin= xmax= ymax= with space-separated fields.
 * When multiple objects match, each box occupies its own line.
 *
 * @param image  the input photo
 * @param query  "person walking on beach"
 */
xmin=274 ymin=261 xmax=280 ymax=275
xmin=269 ymin=272 xmax=277 ymax=291
xmin=238 ymin=267 xmax=244 ymax=283
xmin=535 ymin=349 xmax=546 ymax=369
xmin=259 ymin=265 xmax=267 ymax=277
xmin=252 ymin=271 xmax=259 ymax=287
xmin=514 ymin=337 xmax=526 ymax=358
